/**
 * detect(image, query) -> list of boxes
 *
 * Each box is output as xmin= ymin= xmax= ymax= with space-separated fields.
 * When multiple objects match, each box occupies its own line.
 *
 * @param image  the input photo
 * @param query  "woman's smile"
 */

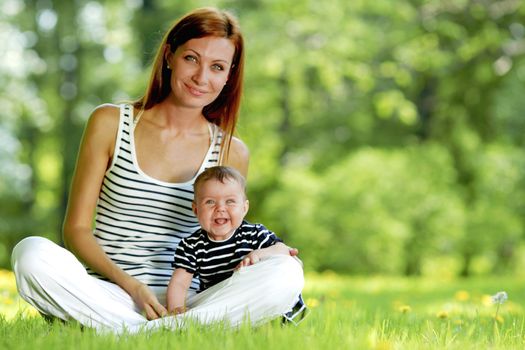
xmin=166 ymin=37 xmax=235 ymax=109
xmin=184 ymin=83 xmax=207 ymax=96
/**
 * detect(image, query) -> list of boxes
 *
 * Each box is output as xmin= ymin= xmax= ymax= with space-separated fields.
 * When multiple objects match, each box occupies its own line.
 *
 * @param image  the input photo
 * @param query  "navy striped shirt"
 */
xmin=88 ymin=104 xmax=222 ymax=290
xmin=173 ymin=221 xmax=282 ymax=292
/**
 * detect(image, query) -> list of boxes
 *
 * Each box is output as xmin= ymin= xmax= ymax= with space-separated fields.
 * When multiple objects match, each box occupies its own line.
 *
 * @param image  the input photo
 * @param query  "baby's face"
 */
xmin=193 ymin=178 xmax=249 ymax=241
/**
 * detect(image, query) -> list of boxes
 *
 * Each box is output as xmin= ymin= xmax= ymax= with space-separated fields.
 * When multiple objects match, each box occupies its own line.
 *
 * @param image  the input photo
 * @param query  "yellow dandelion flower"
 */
xmin=481 ymin=294 xmax=493 ymax=307
xmin=455 ymin=290 xmax=470 ymax=302
xmin=374 ymin=340 xmax=393 ymax=350
xmin=306 ymin=298 xmax=320 ymax=308
xmin=22 ymin=306 xmax=40 ymax=317
xmin=436 ymin=310 xmax=448 ymax=319
xmin=398 ymin=305 xmax=411 ymax=314
xmin=0 ymin=269 xmax=13 ymax=279
xmin=392 ymin=300 xmax=403 ymax=308
xmin=494 ymin=314 xmax=504 ymax=324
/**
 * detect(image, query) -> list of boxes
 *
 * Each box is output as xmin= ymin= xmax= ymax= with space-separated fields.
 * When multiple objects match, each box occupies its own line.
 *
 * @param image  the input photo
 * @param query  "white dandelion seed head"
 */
xmin=492 ymin=291 xmax=508 ymax=305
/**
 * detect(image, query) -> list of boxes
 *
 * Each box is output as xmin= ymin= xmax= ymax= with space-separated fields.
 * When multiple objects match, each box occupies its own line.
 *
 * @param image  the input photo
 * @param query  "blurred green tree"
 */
xmin=1 ymin=0 xmax=524 ymax=275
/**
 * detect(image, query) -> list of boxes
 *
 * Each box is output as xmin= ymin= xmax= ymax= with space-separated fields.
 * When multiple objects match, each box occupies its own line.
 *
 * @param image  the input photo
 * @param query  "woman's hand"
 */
xmin=170 ymin=306 xmax=187 ymax=315
xmin=289 ymin=247 xmax=299 ymax=256
xmin=289 ymin=247 xmax=303 ymax=267
xmin=129 ymin=281 xmax=168 ymax=320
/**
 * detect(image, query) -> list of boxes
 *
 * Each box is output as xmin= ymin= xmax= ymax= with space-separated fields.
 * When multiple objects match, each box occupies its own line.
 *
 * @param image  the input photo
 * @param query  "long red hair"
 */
xmin=133 ymin=7 xmax=245 ymax=161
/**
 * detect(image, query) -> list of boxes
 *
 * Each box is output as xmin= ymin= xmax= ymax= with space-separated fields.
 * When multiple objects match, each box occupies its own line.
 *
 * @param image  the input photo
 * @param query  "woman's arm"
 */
xmin=62 ymin=104 xmax=167 ymax=320
xmin=223 ymin=136 xmax=250 ymax=178
xmin=167 ymin=268 xmax=194 ymax=314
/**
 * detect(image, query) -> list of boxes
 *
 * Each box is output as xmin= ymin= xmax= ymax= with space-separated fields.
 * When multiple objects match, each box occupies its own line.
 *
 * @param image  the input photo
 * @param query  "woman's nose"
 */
xmin=192 ymin=66 xmax=207 ymax=85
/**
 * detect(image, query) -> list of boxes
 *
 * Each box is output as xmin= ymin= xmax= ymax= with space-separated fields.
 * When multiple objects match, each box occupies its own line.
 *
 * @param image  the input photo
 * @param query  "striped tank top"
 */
xmin=89 ymin=104 xmax=222 ymax=290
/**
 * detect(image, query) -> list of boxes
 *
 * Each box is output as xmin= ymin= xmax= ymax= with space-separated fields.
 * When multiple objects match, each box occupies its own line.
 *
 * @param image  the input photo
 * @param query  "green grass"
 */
xmin=1 ymin=270 xmax=525 ymax=349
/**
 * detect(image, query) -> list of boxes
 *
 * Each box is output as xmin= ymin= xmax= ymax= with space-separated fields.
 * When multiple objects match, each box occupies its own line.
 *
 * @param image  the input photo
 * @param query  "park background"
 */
xmin=1 ymin=0 xmax=525 ymax=281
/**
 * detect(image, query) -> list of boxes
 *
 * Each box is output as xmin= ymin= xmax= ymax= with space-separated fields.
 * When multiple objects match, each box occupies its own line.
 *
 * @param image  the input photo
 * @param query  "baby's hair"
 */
xmin=193 ymin=166 xmax=246 ymax=200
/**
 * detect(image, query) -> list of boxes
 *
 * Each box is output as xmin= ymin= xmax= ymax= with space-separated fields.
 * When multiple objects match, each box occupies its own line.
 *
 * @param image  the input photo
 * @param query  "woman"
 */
xmin=11 ymin=7 xmax=304 ymax=333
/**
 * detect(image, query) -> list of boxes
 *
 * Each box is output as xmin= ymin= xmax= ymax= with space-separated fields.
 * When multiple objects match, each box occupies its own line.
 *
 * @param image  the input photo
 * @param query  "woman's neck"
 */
xmin=144 ymin=101 xmax=209 ymax=133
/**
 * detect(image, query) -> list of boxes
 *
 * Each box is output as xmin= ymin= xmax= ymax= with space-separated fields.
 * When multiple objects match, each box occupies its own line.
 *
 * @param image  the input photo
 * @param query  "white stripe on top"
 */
xmin=88 ymin=104 xmax=222 ymax=290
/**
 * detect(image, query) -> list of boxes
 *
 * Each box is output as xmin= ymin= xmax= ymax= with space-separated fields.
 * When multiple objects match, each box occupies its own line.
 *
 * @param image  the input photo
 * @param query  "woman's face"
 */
xmin=166 ymin=36 xmax=235 ymax=110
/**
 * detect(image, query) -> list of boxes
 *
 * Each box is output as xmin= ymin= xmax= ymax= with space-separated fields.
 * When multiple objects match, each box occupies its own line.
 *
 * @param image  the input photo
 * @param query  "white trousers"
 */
xmin=11 ymin=236 xmax=304 ymax=334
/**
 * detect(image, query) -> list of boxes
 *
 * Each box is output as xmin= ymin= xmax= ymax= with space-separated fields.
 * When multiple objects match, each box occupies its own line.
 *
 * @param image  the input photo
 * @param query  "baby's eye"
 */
xmin=205 ymin=199 xmax=215 ymax=205
xmin=226 ymin=199 xmax=236 ymax=204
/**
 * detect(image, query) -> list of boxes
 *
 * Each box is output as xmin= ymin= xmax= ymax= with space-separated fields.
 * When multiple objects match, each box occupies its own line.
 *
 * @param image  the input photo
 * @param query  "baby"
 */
xmin=167 ymin=166 xmax=302 ymax=319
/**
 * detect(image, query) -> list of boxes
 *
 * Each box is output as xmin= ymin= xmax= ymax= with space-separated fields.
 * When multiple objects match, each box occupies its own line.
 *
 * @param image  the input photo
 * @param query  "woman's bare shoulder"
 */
xmin=84 ymin=103 xmax=121 ymax=135
xmin=82 ymin=103 xmax=122 ymax=151
xmin=225 ymin=136 xmax=250 ymax=177
xmin=230 ymin=136 xmax=250 ymax=159
xmin=89 ymin=103 xmax=120 ymax=124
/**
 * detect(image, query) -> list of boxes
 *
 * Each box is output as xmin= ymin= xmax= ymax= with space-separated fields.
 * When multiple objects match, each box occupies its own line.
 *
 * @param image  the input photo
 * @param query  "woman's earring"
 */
xmin=167 ymin=63 xmax=171 ymax=70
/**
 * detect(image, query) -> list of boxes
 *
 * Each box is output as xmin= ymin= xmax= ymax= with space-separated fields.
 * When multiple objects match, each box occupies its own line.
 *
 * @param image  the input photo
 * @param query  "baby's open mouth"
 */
xmin=214 ymin=218 xmax=228 ymax=225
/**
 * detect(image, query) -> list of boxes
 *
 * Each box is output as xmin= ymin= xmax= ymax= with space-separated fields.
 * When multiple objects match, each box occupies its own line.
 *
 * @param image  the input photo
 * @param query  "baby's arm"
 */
xmin=237 ymin=242 xmax=294 ymax=268
xmin=166 ymin=268 xmax=193 ymax=314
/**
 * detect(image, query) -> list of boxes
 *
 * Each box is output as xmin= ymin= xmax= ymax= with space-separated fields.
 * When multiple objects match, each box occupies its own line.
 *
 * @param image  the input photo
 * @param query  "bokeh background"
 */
xmin=1 ymin=0 xmax=525 ymax=278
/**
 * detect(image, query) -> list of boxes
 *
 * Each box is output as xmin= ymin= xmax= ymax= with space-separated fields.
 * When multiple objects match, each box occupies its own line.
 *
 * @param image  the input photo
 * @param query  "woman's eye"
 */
xmin=212 ymin=64 xmax=224 ymax=71
xmin=184 ymin=55 xmax=197 ymax=62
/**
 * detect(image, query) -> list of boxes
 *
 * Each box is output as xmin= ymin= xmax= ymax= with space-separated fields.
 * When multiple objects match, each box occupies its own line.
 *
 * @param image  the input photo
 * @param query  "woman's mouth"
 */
xmin=185 ymin=83 xmax=206 ymax=96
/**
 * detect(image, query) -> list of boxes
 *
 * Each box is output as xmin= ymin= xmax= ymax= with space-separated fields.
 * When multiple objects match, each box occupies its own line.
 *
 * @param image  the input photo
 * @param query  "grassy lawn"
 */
xmin=1 ymin=269 xmax=524 ymax=349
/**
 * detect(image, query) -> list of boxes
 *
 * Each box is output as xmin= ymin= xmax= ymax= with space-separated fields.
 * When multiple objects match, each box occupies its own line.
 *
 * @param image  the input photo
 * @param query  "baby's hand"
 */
xmin=236 ymin=251 xmax=262 ymax=269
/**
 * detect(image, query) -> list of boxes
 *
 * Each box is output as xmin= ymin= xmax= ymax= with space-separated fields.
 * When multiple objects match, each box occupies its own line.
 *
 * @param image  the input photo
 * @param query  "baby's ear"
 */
xmin=192 ymin=202 xmax=198 ymax=215
xmin=243 ymin=199 xmax=249 ymax=216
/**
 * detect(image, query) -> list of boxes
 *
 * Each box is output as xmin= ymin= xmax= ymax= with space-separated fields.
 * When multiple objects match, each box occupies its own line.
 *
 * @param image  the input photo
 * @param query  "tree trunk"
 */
xmin=56 ymin=0 xmax=82 ymax=245
xmin=278 ymin=68 xmax=291 ymax=165
xmin=459 ymin=251 xmax=471 ymax=277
